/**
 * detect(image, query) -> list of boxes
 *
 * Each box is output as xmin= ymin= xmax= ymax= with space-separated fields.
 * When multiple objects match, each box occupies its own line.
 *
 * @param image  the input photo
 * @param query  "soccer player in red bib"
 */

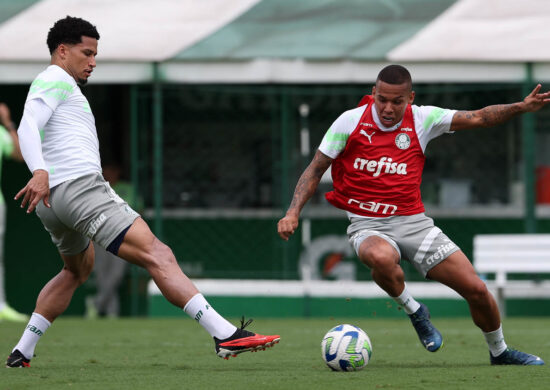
xmin=278 ymin=65 xmax=550 ymax=365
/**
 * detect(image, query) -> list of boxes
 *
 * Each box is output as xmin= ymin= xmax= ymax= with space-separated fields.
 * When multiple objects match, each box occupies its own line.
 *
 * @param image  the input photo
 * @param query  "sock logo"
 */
xmin=26 ymin=325 xmax=43 ymax=336
xmin=493 ymin=338 xmax=504 ymax=346
xmin=195 ymin=310 xmax=203 ymax=322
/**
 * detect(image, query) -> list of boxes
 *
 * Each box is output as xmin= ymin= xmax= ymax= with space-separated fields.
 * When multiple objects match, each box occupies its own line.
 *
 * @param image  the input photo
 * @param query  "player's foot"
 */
xmin=490 ymin=348 xmax=544 ymax=365
xmin=408 ymin=302 xmax=443 ymax=352
xmin=0 ymin=304 xmax=29 ymax=322
xmin=214 ymin=317 xmax=280 ymax=359
xmin=6 ymin=349 xmax=31 ymax=368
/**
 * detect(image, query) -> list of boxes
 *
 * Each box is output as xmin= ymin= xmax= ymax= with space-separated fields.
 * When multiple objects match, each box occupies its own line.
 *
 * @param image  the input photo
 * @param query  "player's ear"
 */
xmin=408 ymin=90 xmax=415 ymax=104
xmin=371 ymin=85 xmax=376 ymax=96
xmin=56 ymin=44 xmax=67 ymax=59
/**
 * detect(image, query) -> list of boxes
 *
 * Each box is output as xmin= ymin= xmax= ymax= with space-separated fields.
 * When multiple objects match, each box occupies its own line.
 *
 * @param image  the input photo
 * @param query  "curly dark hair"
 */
xmin=376 ymin=64 xmax=412 ymax=90
xmin=46 ymin=16 xmax=100 ymax=54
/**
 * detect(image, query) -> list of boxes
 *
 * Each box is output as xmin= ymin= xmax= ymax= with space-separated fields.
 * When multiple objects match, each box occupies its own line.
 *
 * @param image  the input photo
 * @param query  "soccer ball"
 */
xmin=321 ymin=324 xmax=372 ymax=371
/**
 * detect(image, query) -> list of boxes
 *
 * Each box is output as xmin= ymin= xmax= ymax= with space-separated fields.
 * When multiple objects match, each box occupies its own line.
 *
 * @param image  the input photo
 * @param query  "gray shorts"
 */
xmin=36 ymin=173 xmax=140 ymax=255
xmin=347 ymin=213 xmax=460 ymax=278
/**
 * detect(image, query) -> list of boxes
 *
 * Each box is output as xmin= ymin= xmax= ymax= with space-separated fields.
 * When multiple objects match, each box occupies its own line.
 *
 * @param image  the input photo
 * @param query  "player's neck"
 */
xmin=50 ymin=58 xmax=77 ymax=83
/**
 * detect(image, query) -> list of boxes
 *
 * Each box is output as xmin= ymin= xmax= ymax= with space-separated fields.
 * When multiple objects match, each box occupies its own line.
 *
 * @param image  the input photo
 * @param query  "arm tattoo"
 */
xmin=287 ymin=151 xmax=332 ymax=213
xmin=454 ymin=111 xmax=476 ymax=121
xmin=476 ymin=103 xmax=523 ymax=127
xmin=455 ymin=102 xmax=523 ymax=129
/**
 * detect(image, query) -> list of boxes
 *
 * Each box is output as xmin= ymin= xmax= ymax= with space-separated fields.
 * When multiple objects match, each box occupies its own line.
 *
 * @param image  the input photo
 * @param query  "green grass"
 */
xmin=1 ymin=317 xmax=549 ymax=390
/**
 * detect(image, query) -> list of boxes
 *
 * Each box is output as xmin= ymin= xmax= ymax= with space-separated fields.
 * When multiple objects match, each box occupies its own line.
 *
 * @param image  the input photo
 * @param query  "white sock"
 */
xmin=13 ymin=312 xmax=51 ymax=360
xmin=392 ymin=285 xmax=421 ymax=315
xmin=183 ymin=293 xmax=236 ymax=339
xmin=0 ymin=301 xmax=6 ymax=311
xmin=484 ymin=324 xmax=507 ymax=357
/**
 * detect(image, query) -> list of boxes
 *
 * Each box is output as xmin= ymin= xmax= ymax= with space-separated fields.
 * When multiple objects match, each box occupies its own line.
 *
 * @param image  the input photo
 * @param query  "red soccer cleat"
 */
xmin=6 ymin=349 xmax=31 ymax=368
xmin=214 ymin=317 xmax=280 ymax=359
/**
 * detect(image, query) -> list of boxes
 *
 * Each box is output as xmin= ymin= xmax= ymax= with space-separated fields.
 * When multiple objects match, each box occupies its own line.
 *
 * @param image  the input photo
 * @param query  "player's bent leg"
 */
xmin=116 ymin=217 xmax=199 ymax=307
xmin=117 ymin=218 xmax=281 ymax=359
xmin=427 ymin=250 xmax=500 ymax=332
xmin=35 ymin=243 xmax=95 ymax=323
xmin=358 ymin=236 xmax=442 ymax=352
xmin=428 ymin=251 xmax=544 ymax=365
xmin=358 ymin=235 xmax=404 ymax=297
xmin=6 ymin=244 xmax=94 ymax=367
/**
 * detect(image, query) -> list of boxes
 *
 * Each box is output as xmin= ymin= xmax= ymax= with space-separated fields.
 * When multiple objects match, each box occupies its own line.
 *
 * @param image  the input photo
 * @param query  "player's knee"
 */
xmin=142 ymin=239 xmax=176 ymax=270
xmin=61 ymin=246 xmax=95 ymax=285
xmin=155 ymin=242 xmax=176 ymax=268
xmin=464 ymin=279 xmax=491 ymax=304
xmin=64 ymin=257 xmax=93 ymax=285
xmin=360 ymin=245 xmax=396 ymax=271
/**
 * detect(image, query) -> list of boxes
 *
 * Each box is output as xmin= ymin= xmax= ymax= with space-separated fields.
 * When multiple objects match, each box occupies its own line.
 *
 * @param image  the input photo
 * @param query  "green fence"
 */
xmin=131 ymin=82 xmax=549 ymax=277
xmin=3 ymin=81 xmax=550 ymax=316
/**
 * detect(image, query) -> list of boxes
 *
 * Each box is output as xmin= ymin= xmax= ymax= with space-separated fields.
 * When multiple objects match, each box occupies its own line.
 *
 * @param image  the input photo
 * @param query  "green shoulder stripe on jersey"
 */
xmin=422 ymin=107 xmax=447 ymax=130
xmin=30 ymin=79 xmax=74 ymax=101
xmin=325 ymin=128 xmax=349 ymax=143
xmin=31 ymin=79 xmax=73 ymax=92
xmin=324 ymin=128 xmax=348 ymax=152
xmin=39 ymin=129 xmax=45 ymax=142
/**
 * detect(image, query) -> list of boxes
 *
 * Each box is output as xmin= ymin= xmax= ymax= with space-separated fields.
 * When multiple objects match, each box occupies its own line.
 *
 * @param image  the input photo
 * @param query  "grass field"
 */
xmin=1 ymin=316 xmax=549 ymax=389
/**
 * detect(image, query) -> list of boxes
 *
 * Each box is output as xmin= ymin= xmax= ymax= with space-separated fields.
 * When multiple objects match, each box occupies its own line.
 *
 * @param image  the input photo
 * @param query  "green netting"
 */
xmin=126 ymin=82 xmax=545 ymax=282
xmin=175 ymin=0 xmax=457 ymax=60
xmin=2 ymin=81 xmax=550 ymax=316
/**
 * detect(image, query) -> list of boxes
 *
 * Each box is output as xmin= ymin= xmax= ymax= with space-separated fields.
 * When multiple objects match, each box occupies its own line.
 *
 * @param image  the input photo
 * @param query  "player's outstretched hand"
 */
xmin=277 ymin=214 xmax=299 ymax=241
xmin=523 ymin=84 xmax=550 ymax=112
xmin=15 ymin=169 xmax=50 ymax=213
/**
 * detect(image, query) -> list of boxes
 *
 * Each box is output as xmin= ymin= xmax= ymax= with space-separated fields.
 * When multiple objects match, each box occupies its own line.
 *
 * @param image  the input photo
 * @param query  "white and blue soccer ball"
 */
xmin=321 ymin=324 xmax=373 ymax=371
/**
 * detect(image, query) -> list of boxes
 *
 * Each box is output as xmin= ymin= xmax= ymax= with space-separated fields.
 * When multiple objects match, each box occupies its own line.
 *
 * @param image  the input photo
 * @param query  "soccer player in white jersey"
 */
xmin=278 ymin=65 xmax=550 ymax=365
xmin=6 ymin=16 xmax=279 ymax=368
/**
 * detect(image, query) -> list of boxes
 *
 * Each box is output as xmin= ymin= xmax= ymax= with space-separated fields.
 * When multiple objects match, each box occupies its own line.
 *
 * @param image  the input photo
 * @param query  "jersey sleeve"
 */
xmin=0 ymin=125 xmax=14 ymax=157
xmin=318 ymin=106 xmax=365 ymax=159
xmin=26 ymin=68 xmax=75 ymax=112
xmin=18 ymin=99 xmax=53 ymax=173
xmin=412 ymin=105 xmax=457 ymax=152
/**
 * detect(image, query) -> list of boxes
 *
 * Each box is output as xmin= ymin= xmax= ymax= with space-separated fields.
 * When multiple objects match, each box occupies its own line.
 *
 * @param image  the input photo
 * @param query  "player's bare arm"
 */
xmin=450 ymin=84 xmax=550 ymax=131
xmin=277 ymin=150 xmax=333 ymax=241
xmin=15 ymin=169 xmax=50 ymax=213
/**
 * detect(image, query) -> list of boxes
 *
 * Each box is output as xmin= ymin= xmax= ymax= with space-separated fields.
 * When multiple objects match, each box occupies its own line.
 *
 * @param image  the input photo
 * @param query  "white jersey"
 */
xmin=25 ymin=65 xmax=101 ymax=188
xmin=319 ymin=103 xmax=456 ymax=159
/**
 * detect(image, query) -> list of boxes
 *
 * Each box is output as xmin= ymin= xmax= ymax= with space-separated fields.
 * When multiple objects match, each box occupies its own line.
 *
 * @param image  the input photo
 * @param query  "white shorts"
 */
xmin=36 ymin=173 xmax=140 ymax=255
xmin=347 ymin=213 xmax=460 ymax=278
